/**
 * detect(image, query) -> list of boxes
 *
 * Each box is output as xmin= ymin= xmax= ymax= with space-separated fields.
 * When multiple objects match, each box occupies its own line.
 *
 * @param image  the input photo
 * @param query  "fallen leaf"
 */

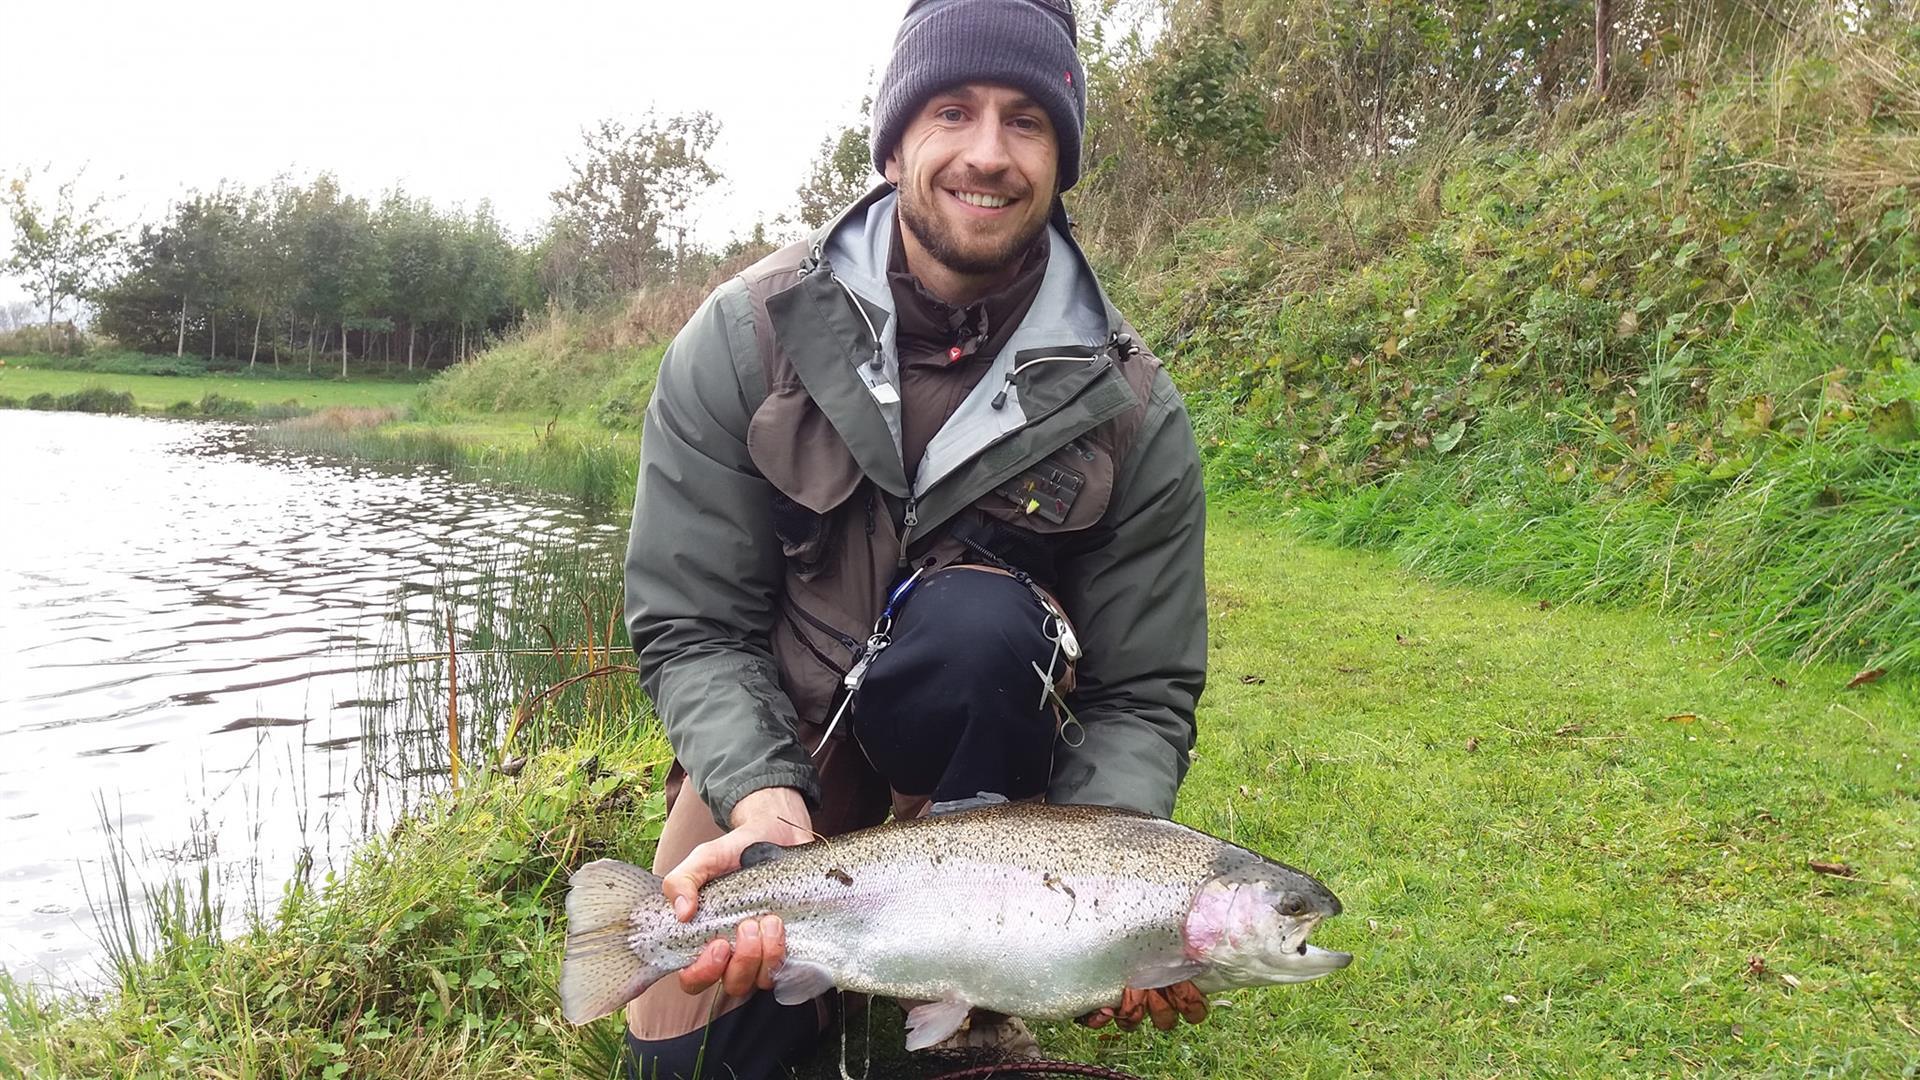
xmin=1845 ymin=668 xmax=1887 ymax=690
xmin=1667 ymin=712 xmax=1699 ymax=724
xmin=1466 ymin=737 xmax=1480 ymax=752
xmin=1501 ymin=994 xmax=1519 ymax=1005
xmin=1239 ymin=674 xmax=1266 ymax=685
xmin=1730 ymin=1023 xmax=1745 ymax=1041
xmin=1537 ymin=599 xmax=1552 ymax=611
xmin=1553 ymin=722 xmax=1584 ymax=737
xmin=1808 ymin=860 xmax=1856 ymax=878
xmin=1780 ymin=972 xmax=1801 ymax=990
xmin=1745 ymin=955 xmax=1766 ymax=978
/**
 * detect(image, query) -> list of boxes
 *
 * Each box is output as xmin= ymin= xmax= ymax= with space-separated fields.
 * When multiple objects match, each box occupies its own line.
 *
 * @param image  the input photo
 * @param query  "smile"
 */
xmin=950 ymin=190 xmax=1013 ymax=209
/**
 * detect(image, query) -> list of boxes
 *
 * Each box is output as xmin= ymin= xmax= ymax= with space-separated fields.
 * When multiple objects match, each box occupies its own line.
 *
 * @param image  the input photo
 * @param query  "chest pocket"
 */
xmin=977 ymin=435 xmax=1114 ymax=535
xmin=749 ymin=380 xmax=867 ymax=580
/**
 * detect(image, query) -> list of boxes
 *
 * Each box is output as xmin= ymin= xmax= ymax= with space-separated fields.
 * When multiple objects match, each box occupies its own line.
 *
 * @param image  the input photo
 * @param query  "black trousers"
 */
xmin=626 ymin=567 xmax=1061 ymax=1080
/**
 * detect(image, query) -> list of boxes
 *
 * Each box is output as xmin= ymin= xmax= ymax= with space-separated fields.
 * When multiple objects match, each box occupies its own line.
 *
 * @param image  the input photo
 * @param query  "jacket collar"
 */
xmin=768 ymin=184 xmax=1133 ymax=503
xmin=807 ymin=183 xmax=1122 ymax=344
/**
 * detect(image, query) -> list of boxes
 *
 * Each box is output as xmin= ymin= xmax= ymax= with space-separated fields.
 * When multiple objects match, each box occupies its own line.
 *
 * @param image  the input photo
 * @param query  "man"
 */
xmin=620 ymin=0 xmax=1207 ymax=1075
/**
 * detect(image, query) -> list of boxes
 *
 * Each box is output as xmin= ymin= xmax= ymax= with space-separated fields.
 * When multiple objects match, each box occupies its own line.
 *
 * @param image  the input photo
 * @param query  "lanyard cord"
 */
xmin=808 ymin=564 xmax=930 ymax=757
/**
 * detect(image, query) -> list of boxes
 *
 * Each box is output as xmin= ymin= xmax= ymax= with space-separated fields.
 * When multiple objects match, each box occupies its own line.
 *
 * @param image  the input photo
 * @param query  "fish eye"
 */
xmin=1297 ymin=944 xmax=1308 ymax=955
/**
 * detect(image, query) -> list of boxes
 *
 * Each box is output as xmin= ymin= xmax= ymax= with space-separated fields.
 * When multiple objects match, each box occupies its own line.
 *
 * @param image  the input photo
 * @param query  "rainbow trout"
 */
xmin=560 ymin=799 xmax=1349 ymax=1048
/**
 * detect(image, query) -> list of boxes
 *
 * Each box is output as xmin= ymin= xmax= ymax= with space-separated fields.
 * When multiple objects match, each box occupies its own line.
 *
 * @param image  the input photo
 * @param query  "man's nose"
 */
xmin=960 ymin=113 xmax=1013 ymax=174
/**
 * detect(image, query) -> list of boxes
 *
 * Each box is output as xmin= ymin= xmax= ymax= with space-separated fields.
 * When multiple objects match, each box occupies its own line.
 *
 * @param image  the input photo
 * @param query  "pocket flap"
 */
xmin=748 ymin=382 xmax=865 ymax=514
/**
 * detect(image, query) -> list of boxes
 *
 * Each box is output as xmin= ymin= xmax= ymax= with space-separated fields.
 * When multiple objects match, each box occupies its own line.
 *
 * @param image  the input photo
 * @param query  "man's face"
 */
xmin=885 ymin=83 xmax=1059 ymax=277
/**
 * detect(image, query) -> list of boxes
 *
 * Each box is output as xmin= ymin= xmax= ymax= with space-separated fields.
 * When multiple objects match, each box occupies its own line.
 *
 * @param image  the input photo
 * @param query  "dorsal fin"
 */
xmin=927 ymin=791 xmax=1010 ymax=817
xmin=740 ymin=841 xmax=788 ymax=869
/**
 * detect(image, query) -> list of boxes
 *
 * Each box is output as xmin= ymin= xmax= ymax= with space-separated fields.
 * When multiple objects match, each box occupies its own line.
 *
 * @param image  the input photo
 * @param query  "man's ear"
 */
xmin=883 ymin=150 xmax=902 ymax=186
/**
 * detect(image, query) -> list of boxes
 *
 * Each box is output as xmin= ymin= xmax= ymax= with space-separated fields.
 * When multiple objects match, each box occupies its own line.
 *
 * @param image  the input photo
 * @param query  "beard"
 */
xmin=896 ymin=175 xmax=1049 ymax=277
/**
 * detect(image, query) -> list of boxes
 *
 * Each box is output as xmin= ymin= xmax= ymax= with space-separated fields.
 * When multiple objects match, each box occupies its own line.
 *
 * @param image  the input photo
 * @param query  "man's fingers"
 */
xmin=721 ymin=916 xmax=764 ymax=997
xmin=1170 ymin=982 xmax=1209 ymax=1024
xmin=1079 ymin=1007 xmax=1114 ymax=1029
xmin=1144 ymin=989 xmax=1177 ymax=1031
xmin=676 ymin=938 xmax=730 ymax=994
xmin=755 ymin=916 xmax=787 ymax=991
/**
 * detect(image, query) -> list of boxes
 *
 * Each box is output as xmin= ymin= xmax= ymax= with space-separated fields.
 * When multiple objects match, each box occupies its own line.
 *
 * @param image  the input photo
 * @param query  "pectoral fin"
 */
xmin=904 ymin=996 xmax=974 ymax=1051
xmin=770 ymin=959 xmax=837 ymax=1005
xmin=1125 ymin=959 xmax=1209 ymax=990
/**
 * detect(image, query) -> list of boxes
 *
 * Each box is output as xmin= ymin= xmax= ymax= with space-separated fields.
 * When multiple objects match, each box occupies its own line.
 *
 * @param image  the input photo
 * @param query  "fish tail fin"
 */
xmin=561 ymin=858 xmax=673 ymax=1024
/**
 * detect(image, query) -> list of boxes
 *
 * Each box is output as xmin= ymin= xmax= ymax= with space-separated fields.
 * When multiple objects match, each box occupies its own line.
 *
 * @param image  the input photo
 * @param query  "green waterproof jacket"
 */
xmin=624 ymin=187 xmax=1206 ymax=830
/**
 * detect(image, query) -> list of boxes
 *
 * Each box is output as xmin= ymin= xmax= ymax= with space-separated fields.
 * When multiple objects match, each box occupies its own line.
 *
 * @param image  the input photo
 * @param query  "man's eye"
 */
xmin=1011 ymin=117 xmax=1042 ymax=131
xmin=937 ymin=108 xmax=966 ymax=122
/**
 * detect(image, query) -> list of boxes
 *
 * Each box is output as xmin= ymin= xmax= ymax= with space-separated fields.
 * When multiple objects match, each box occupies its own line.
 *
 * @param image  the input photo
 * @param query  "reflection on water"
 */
xmin=0 ymin=410 xmax=624 ymax=985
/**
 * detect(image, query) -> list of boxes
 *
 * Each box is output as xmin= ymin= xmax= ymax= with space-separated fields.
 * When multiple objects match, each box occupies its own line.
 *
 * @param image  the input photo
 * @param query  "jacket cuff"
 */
xmin=707 ymin=763 xmax=824 ymax=830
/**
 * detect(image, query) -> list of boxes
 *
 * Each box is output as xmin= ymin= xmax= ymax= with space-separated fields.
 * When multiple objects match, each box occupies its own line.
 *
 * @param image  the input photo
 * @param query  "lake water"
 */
xmin=0 ymin=410 xmax=624 ymax=986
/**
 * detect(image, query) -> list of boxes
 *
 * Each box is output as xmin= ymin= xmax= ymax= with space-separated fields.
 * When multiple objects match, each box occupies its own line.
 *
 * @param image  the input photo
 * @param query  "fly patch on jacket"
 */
xmin=994 ymin=461 xmax=1086 ymax=525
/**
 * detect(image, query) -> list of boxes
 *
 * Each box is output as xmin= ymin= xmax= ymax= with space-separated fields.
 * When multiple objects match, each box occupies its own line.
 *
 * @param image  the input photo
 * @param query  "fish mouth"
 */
xmin=1271 ymin=944 xmax=1353 ymax=984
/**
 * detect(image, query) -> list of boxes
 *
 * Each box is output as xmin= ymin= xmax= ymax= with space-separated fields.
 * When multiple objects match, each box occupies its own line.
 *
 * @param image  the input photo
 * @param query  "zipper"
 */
xmin=787 ymin=599 xmax=861 ymax=656
xmin=781 ymin=609 xmax=850 ymax=679
xmin=899 ymin=353 xmax=1122 ymax=552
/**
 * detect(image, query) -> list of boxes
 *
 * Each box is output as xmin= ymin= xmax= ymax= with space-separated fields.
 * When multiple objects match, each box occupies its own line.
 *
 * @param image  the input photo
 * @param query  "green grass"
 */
xmin=261 ymin=412 xmax=640 ymax=510
xmin=4 ymin=508 xmax=1912 ymax=1078
xmin=0 ymin=364 xmax=422 ymax=413
xmin=1137 ymin=35 xmax=1920 ymax=678
xmin=241 ymin=309 xmax=665 ymax=509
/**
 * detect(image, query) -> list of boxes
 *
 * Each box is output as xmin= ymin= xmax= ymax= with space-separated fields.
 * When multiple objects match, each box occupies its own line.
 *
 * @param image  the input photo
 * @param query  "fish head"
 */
xmin=1182 ymin=860 xmax=1351 ymax=988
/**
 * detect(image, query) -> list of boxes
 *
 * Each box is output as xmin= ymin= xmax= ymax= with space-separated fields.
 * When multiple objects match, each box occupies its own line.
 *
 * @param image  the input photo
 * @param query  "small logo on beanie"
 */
xmin=1065 ymin=70 xmax=1073 ymax=86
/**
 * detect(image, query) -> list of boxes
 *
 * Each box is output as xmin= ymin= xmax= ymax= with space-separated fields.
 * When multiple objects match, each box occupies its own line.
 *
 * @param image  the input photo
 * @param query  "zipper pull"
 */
xmin=903 ymin=497 xmax=918 ymax=528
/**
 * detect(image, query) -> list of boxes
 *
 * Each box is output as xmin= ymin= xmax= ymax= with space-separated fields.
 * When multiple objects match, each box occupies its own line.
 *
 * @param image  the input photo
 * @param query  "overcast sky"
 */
xmin=2 ymin=0 xmax=915 ymax=306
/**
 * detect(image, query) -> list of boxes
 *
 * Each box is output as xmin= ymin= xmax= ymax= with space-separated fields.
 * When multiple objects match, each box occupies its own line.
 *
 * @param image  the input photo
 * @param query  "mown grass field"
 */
xmin=5 ymin=509 xmax=1912 ymax=1078
xmin=1035 ymin=506 xmax=1919 ymax=1078
xmin=0 ymin=363 xmax=422 ymax=412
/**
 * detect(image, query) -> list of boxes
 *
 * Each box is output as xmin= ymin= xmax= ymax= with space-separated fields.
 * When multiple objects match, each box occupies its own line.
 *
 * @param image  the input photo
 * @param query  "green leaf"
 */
xmin=1433 ymin=420 xmax=1467 ymax=453
xmin=467 ymin=967 xmax=501 ymax=990
xmin=1869 ymin=399 xmax=1919 ymax=444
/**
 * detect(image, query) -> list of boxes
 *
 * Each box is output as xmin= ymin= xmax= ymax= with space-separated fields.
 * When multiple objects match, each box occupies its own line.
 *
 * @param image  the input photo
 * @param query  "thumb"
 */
xmin=661 ymin=837 xmax=745 ymax=921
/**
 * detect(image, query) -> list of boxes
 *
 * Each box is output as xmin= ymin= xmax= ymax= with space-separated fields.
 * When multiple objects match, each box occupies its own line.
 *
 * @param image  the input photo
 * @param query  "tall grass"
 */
xmin=263 ymin=409 xmax=639 ymax=510
xmin=1150 ymin=29 xmax=1920 ymax=675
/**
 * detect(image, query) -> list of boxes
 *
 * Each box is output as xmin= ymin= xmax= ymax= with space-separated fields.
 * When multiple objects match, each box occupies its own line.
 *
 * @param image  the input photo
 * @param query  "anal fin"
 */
xmin=770 ymin=958 xmax=837 ymax=1005
xmin=904 ymin=996 xmax=975 ymax=1051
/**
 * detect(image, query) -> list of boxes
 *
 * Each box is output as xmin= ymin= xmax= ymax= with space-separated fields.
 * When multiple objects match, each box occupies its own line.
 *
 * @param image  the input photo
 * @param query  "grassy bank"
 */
xmin=1126 ymin=33 xmax=1920 ymax=677
xmin=0 ymin=357 xmax=423 ymax=417
xmin=257 ymin=313 xmax=662 ymax=507
xmin=3 ymin=508 xmax=1912 ymax=1077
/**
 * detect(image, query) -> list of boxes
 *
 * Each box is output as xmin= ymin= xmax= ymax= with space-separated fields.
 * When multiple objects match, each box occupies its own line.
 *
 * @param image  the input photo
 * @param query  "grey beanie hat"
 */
xmin=870 ymin=0 xmax=1088 ymax=191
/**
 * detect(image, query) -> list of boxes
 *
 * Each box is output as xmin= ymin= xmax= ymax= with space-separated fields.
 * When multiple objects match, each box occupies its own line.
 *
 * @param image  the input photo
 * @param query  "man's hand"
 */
xmin=1079 ymin=983 xmax=1210 ymax=1032
xmin=662 ymin=787 xmax=813 ymax=998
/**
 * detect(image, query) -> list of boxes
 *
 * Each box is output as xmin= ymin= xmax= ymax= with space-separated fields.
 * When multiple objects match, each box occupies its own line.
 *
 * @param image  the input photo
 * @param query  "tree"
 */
xmin=1594 ymin=0 xmax=1613 ymax=98
xmin=2 ymin=168 xmax=121 ymax=353
xmin=546 ymin=111 xmax=722 ymax=300
xmin=795 ymin=105 xmax=875 ymax=228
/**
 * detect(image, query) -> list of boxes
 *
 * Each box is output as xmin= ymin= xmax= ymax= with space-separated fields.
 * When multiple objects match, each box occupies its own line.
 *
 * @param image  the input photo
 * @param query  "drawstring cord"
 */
xmin=828 ymin=271 xmax=886 ymax=371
